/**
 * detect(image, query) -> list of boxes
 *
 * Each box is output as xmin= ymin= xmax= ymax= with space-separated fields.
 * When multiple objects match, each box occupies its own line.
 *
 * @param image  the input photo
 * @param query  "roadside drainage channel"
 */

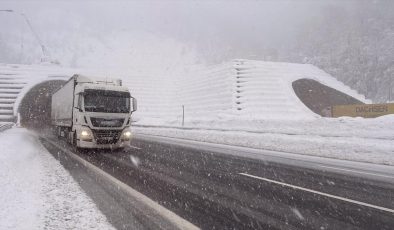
xmin=39 ymin=136 xmax=199 ymax=230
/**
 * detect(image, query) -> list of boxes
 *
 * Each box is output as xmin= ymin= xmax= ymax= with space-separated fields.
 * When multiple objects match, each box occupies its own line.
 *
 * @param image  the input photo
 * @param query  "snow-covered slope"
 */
xmin=155 ymin=59 xmax=368 ymax=124
xmin=176 ymin=63 xmax=235 ymax=118
xmin=231 ymin=59 xmax=369 ymax=119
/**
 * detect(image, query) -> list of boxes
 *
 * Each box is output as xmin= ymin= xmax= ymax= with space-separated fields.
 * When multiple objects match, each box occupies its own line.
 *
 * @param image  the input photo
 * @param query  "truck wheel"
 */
xmin=73 ymin=132 xmax=77 ymax=147
xmin=66 ymin=131 xmax=72 ymax=144
xmin=57 ymin=127 xmax=62 ymax=137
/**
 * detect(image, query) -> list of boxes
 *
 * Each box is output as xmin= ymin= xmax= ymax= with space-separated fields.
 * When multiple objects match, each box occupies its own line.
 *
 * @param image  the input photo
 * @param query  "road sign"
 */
xmin=332 ymin=103 xmax=394 ymax=118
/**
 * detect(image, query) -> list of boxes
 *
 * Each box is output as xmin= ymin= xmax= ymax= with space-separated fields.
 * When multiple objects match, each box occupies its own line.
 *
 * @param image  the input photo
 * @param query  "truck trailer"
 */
xmin=51 ymin=74 xmax=137 ymax=149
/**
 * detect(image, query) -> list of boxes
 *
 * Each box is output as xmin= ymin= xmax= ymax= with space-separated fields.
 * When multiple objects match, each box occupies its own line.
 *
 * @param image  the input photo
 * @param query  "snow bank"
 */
xmin=0 ymin=122 xmax=13 ymax=131
xmin=133 ymin=115 xmax=394 ymax=165
xmin=0 ymin=128 xmax=114 ymax=230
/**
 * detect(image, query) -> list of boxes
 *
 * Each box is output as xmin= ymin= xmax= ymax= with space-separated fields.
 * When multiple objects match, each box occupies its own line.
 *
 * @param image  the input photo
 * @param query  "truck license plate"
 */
xmin=101 ymin=120 xmax=117 ymax=126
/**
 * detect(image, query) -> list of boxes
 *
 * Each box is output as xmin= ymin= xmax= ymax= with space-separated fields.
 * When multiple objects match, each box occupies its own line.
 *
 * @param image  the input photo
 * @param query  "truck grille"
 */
xmin=92 ymin=130 xmax=122 ymax=144
xmin=90 ymin=118 xmax=124 ymax=127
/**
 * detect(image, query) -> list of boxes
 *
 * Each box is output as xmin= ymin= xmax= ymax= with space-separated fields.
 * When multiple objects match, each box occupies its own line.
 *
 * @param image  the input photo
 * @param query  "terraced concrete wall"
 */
xmin=173 ymin=60 xmax=318 ymax=121
xmin=122 ymin=74 xmax=177 ymax=121
xmin=173 ymin=59 xmax=367 ymax=121
xmin=0 ymin=60 xmax=367 ymax=125
xmin=0 ymin=63 xmax=71 ymax=123
xmin=177 ymin=63 xmax=235 ymax=118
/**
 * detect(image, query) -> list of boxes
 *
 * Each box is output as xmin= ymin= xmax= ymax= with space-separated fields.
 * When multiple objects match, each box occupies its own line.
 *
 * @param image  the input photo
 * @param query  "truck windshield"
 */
xmin=84 ymin=89 xmax=130 ymax=113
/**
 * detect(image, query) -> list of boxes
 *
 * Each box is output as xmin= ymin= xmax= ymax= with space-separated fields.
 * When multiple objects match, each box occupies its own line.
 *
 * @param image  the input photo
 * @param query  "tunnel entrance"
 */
xmin=292 ymin=78 xmax=364 ymax=117
xmin=19 ymin=80 xmax=66 ymax=129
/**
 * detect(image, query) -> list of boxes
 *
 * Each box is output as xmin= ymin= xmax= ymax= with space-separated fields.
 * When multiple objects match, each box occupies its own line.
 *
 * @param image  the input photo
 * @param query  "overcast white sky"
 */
xmin=0 ymin=0 xmax=353 ymax=68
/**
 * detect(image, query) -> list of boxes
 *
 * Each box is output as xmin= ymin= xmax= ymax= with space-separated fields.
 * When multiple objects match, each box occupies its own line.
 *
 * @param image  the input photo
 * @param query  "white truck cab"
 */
xmin=51 ymin=74 xmax=137 ymax=149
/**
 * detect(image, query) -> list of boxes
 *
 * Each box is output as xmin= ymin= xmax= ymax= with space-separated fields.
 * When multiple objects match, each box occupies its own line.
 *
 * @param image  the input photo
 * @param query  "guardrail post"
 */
xmin=389 ymin=79 xmax=392 ymax=102
xmin=182 ymin=105 xmax=185 ymax=127
xmin=16 ymin=112 xmax=21 ymax=127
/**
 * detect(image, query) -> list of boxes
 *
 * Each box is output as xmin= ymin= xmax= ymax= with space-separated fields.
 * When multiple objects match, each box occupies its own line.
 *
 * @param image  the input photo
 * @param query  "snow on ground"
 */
xmin=133 ymin=115 xmax=394 ymax=166
xmin=0 ymin=128 xmax=114 ymax=230
xmin=0 ymin=122 xmax=13 ymax=131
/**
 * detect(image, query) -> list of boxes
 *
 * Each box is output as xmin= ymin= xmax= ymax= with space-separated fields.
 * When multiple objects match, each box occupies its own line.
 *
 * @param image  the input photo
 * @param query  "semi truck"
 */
xmin=51 ymin=74 xmax=137 ymax=149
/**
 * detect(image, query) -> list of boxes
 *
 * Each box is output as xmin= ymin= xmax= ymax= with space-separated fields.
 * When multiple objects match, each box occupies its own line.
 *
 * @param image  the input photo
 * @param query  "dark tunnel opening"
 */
xmin=292 ymin=78 xmax=364 ymax=116
xmin=18 ymin=80 xmax=66 ymax=129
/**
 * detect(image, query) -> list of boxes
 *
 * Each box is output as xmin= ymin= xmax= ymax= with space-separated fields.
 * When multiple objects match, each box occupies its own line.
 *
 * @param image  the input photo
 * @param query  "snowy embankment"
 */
xmin=134 ymin=115 xmax=394 ymax=166
xmin=131 ymin=59 xmax=369 ymax=122
xmin=131 ymin=59 xmax=394 ymax=165
xmin=0 ymin=128 xmax=114 ymax=230
xmin=0 ymin=122 xmax=13 ymax=131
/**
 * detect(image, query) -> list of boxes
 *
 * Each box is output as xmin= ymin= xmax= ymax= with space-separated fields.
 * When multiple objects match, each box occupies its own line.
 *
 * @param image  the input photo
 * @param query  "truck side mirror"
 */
xmin=131 ymin=97 xmax=137 ymax=112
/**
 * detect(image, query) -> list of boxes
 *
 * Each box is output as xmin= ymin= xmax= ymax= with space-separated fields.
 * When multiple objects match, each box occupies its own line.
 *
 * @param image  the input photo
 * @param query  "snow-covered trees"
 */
xmin=291 ymin=0 xmax=394 ymax=102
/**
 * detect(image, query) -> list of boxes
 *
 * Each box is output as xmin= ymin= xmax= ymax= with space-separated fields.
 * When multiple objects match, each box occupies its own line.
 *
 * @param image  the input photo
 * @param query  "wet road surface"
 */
xmin=41 ymin=134 xmax=394 ymax=230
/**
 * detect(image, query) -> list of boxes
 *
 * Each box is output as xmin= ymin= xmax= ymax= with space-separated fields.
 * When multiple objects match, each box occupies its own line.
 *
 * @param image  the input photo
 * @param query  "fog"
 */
xmin=0 ymin=0 xmax=345 ymax=65
xmin=1 ymin=0 xmax=393 ymax=101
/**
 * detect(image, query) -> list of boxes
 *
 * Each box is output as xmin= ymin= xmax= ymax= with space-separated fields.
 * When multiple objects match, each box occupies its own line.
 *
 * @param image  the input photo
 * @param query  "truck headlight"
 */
xmin=80 ymin=128 xmax=93 ymax=141
xmin=121 ymin=129 xmax=132 ymax=141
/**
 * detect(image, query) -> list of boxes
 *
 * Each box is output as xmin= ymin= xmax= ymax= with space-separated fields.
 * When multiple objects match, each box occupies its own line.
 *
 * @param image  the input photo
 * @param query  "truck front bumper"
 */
xmin=75 ymin=126 xmax=132 ymax=149
xmin=78 ymin=139 xmax=130 ymax=149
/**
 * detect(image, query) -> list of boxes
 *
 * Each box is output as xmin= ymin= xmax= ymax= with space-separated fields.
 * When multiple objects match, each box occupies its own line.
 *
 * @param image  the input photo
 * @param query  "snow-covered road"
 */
xmin=0 ymin=128 xmax=114 ymax=230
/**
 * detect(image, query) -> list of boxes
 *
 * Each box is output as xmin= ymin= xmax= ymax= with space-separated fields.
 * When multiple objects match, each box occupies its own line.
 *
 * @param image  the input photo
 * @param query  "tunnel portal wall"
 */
xmin=292 ymin=78 xmax=364 ymax=116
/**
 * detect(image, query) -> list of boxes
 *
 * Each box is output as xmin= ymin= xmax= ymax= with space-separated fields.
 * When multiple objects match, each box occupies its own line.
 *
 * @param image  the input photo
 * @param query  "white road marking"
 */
xmin=318 ymin=165 xmax=394 ymax=179
xmin=129 ymin=145 xmax=141 ymax=150
xmin=239 ymin=172 xmax=394 ymax=214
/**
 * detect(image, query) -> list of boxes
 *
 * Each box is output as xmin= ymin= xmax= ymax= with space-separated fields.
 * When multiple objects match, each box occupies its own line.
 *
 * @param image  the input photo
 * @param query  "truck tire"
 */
xmin=67 ymin=130 xmax=72 ymax=144
xmin=73 ymin=132 xmax=82 ymax=152
xmin=73 ymin=132 xmax=77 ymax=147
xmin=57 ymin=126 xmax=61 ymax=137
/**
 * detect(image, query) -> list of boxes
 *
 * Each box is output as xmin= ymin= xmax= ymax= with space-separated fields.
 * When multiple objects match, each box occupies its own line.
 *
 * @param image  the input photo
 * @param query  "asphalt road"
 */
xmin=41 ymin=134 xmax=394 ymax=230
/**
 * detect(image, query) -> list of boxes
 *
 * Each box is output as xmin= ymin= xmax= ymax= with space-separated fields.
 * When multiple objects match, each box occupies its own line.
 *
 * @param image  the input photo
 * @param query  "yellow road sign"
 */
xmin=332 ymin=103 xmax=394 ymax=118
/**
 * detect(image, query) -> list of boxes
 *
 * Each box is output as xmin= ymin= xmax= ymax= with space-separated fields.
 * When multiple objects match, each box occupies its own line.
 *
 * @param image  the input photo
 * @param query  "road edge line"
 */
xmin=43 ymin=137 xmax=200 ymax=230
